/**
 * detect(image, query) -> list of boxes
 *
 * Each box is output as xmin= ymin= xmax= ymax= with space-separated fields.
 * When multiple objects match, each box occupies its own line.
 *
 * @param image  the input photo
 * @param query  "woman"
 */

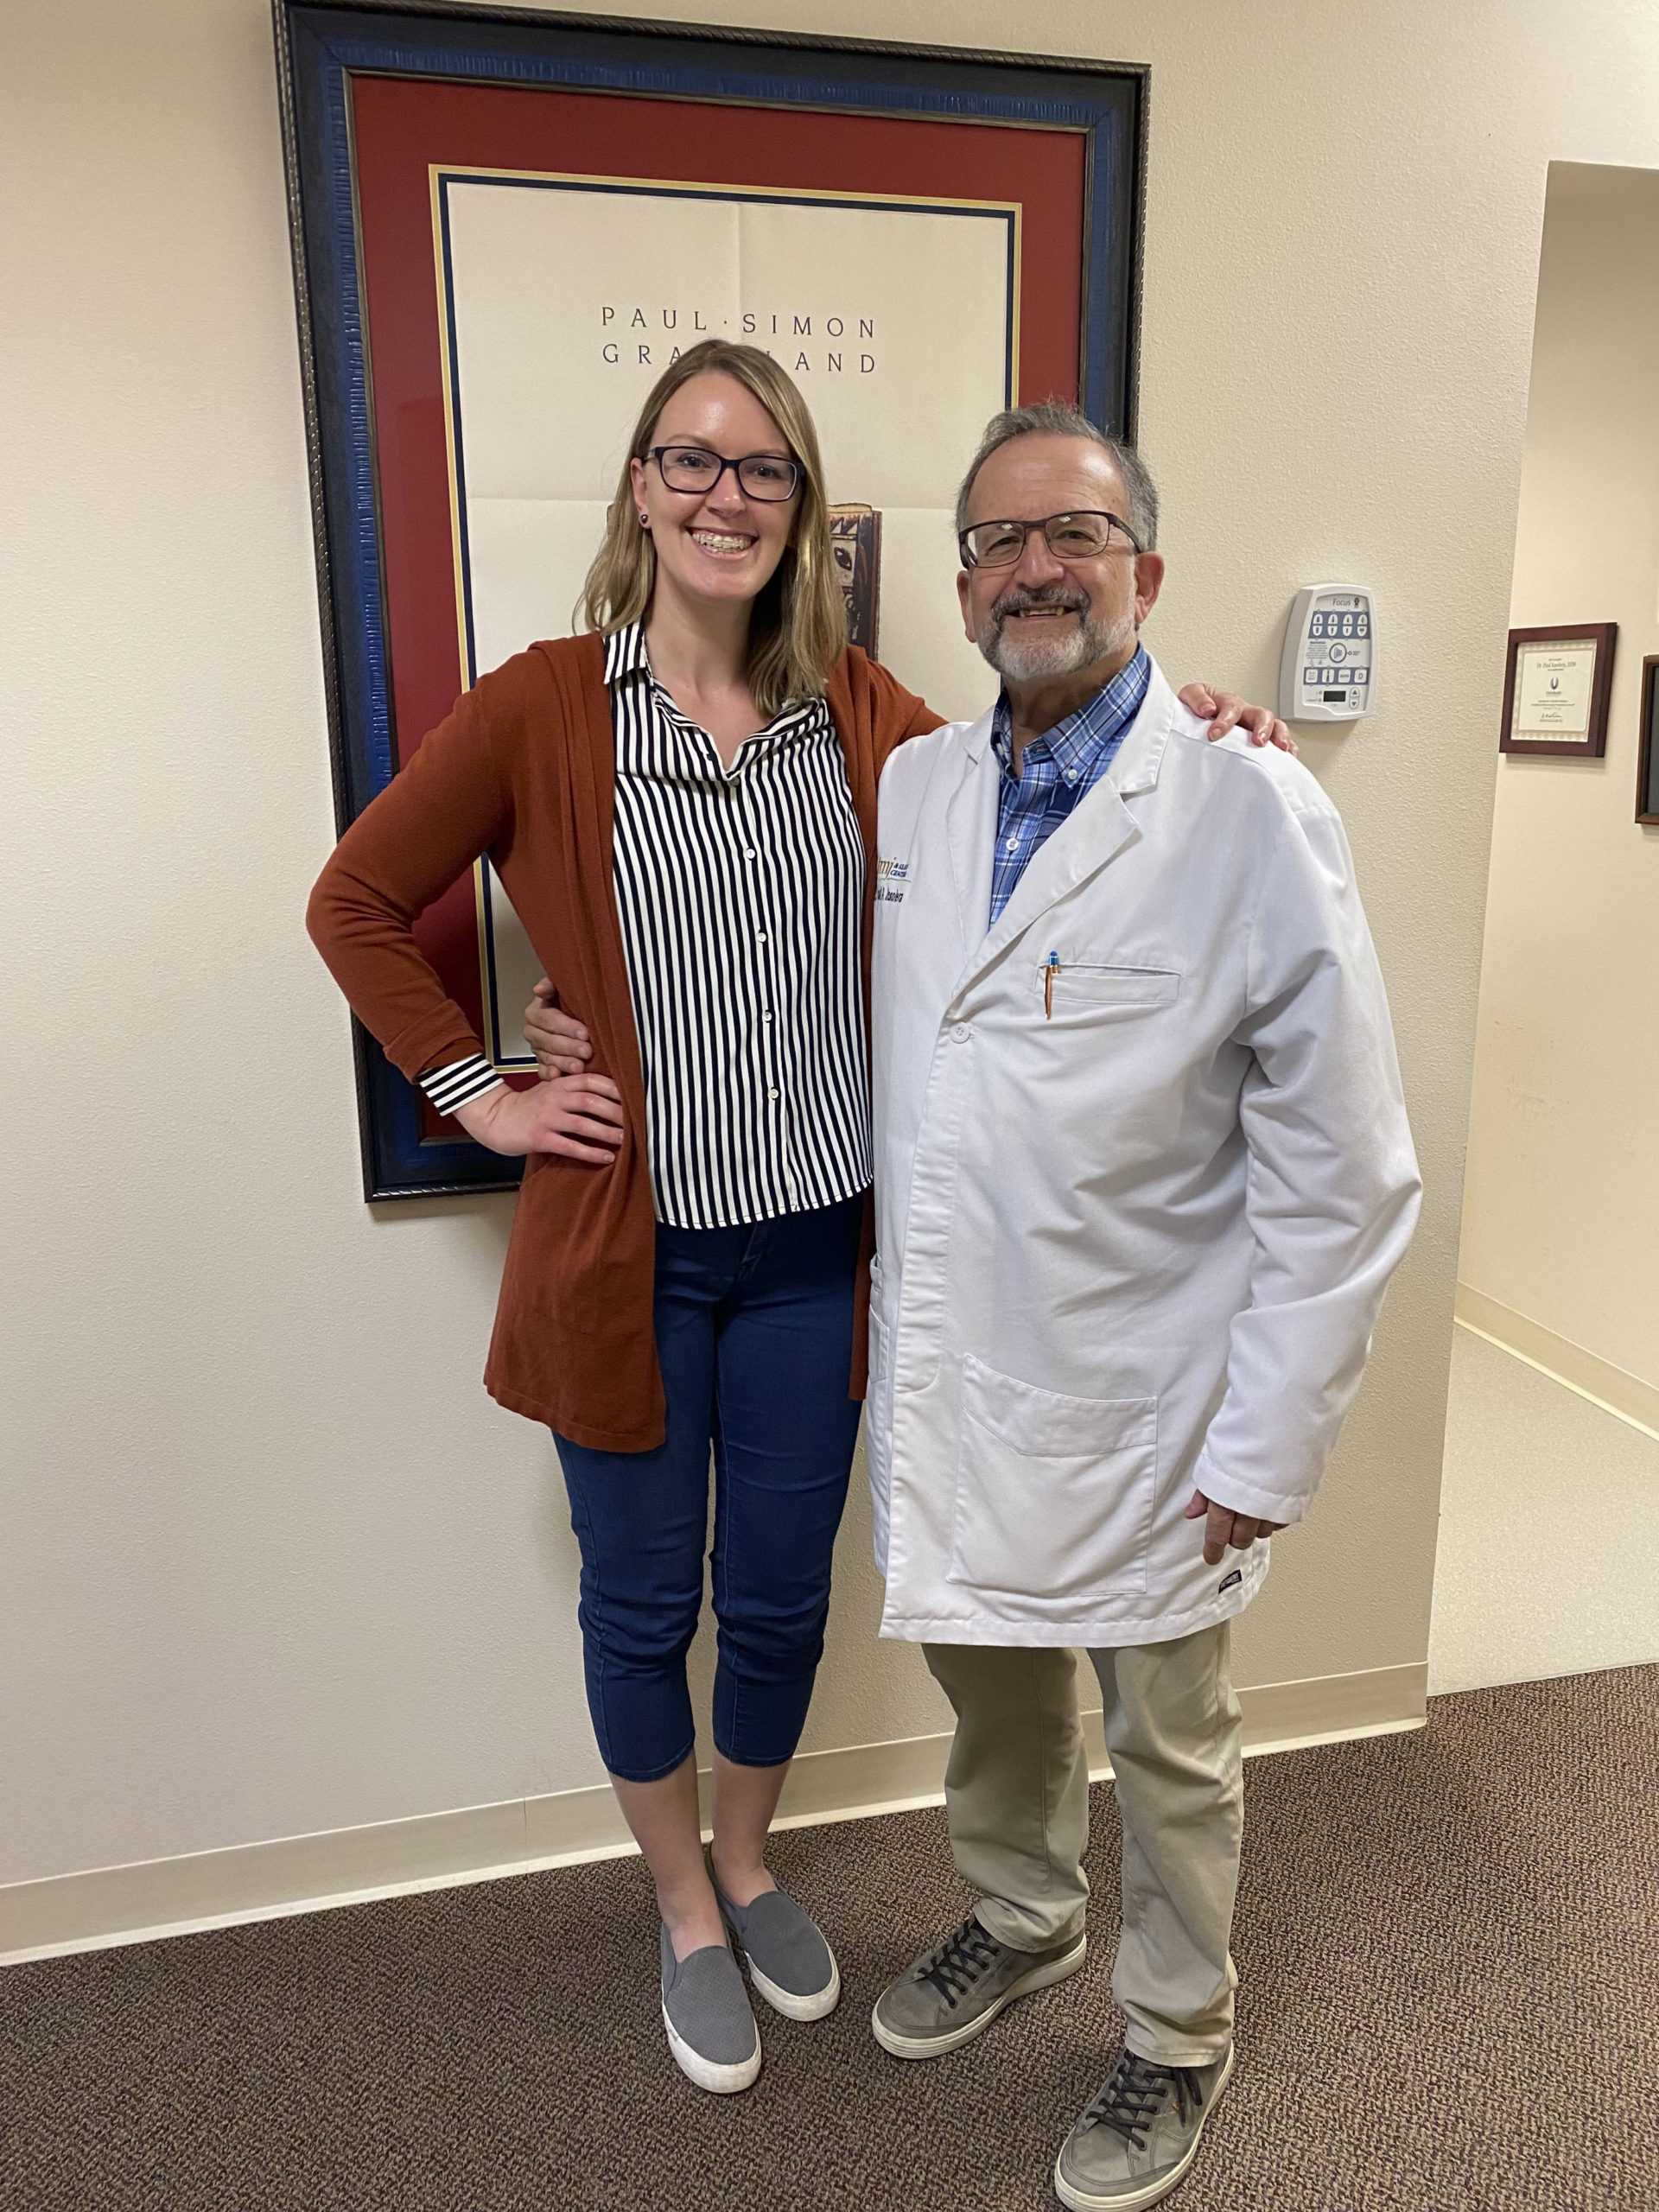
xmin=307 ymin=340 xmax=1287 ymax=2096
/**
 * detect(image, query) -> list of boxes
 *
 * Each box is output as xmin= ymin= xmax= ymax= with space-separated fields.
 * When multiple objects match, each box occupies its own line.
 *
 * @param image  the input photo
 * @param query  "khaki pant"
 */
xmin=923 ymin=1624 xmax=1243 ymax=2065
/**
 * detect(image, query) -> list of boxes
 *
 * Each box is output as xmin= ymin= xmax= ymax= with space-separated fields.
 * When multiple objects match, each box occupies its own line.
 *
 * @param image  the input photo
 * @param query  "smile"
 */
xmin=690 ymin=530 xmax=757 ymax=556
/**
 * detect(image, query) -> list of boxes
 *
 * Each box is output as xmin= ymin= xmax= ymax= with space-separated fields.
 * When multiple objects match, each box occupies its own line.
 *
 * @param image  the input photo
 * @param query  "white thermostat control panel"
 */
xmin=1278 ymin=585 xmax=1376 ymax=722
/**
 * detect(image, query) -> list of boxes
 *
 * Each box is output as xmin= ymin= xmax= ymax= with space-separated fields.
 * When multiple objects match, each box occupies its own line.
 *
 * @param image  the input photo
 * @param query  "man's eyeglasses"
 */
xmin=958 ymin=510 xmax=1144 ymax=569
xmin=647 ymin=446 xmax=803 ymax=502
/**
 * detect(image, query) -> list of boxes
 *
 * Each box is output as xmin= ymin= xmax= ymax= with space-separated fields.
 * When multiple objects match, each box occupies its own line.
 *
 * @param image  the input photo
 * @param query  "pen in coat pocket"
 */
xmin=1044 ymin=950 xmax=1060 ymax=1020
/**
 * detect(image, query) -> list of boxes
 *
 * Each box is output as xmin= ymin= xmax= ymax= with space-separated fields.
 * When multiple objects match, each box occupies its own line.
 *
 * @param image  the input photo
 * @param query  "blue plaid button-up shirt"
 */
xmin=988 ymin=645 xmax=1152 ymax=925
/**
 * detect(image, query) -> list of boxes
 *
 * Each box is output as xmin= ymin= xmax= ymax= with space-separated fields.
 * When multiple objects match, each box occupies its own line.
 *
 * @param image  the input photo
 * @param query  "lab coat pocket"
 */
xmin=949 ymin=1356 xmax=1157 ymax=1602
xmin=1046 ymin=962 xmax=1180 ymax=1009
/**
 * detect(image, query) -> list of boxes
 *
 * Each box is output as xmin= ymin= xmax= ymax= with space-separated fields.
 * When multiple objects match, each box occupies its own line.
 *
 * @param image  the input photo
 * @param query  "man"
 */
xmin=862 ymin=401 xmax=1419 ymax=2210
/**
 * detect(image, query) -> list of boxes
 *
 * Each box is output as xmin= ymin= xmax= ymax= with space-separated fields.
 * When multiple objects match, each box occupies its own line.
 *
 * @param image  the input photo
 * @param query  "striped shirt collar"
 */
xmin=602 ymin=618 xmax=826 ymax=741
xmin=603 ymin=620 xmax=651 ymax=689
xmin=989 ymin=644 xmax=1152 ymax=784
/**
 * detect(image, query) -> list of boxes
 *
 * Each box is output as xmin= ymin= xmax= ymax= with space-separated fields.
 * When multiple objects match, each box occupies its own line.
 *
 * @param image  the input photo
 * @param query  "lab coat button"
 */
xmin=952 ymin=1024 xmax=971 ymax=1043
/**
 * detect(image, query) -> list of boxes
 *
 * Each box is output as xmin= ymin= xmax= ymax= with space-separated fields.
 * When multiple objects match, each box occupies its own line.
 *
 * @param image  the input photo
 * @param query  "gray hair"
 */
xmin=954 ymin=400 xmax=1159 ymax=551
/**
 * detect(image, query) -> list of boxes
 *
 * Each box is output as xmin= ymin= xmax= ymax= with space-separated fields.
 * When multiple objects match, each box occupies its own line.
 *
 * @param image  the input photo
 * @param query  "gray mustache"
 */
xmin=992 ymin=588 xmax=1088 ymax=621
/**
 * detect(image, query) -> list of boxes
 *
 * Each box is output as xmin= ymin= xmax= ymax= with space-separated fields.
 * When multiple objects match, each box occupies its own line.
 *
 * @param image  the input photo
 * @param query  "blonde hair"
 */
xmin=580 ymin=340 xmax=848 ymax=716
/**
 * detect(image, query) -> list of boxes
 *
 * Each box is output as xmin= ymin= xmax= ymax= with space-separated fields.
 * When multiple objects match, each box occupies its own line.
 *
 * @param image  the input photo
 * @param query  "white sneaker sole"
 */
xmin=660 ymin=2001 xmax=762 ymax=2094
xmin=1052 ymin=2043 xmax=1236 ymax=2212
xmin=870 ymin=1935 xmax=1088 ymax=2060
xmin=746 ymin=1947 xmax=842 ymax=2022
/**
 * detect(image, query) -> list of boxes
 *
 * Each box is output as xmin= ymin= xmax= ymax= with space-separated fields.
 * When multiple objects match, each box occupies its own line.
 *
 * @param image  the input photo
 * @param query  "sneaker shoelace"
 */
xmin=1081 ymin=2050 xmax=1203 ymax=2148
xmin=915 ymin=1915 xmax=1002 ymax=2010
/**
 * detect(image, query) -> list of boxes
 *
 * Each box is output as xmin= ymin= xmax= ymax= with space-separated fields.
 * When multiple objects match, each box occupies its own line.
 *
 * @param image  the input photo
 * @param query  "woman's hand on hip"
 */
xmin=524 ymin=977 xmax=594 ymax=1077
xmin=453 ymin=1073 xmax=624 ymax=1163
xmin=1178 ymin=683 xmax=1297 ymax=754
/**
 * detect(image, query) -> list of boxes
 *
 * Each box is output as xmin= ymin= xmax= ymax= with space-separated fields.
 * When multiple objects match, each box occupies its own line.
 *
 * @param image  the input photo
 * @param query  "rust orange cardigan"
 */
xmin=307 ymin=632 xmax=942 ymax=1451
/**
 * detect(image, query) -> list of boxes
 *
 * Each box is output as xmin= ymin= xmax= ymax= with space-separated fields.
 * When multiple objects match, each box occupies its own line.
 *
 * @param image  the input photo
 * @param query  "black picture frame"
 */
xmin=1637 ymin=658 xmax=1659 ymax=824
xmin=274 ymin=1 xmax=1147 ymax=1198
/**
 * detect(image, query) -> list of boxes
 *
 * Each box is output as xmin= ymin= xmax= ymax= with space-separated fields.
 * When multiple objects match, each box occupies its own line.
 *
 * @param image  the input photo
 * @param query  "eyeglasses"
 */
xmin=647 ymin=445 xmax=803 ymax=502
xmin=958 ymin=510 xmax=1143 ymax=569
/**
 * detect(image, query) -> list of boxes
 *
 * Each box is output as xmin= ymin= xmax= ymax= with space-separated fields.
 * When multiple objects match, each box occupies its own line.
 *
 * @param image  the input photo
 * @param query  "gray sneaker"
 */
xmin=658 ymin=1925 xmax=762 ymax=2094
xmin=1053 ymin=2044 xmax=1235 ymax=2210
xmin=871 ymin=1911 xmax=1087 ymax=2060
xmin=713 ymin=1878 xmax=841 ymax=2022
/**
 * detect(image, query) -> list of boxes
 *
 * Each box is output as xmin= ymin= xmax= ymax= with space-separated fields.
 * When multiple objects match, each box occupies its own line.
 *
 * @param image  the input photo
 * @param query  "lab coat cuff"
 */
xmin=1190 ymin=1453 xmax=1309 ymax=1529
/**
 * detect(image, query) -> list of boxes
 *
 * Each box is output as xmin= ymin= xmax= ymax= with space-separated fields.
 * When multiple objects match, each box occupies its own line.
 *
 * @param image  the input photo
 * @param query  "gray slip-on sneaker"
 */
xmin=1053 ymin=2044 xmax=1235 ymax=2211
xmin=658 ymin=1924 xmax=762 ymax=2094
xmin=713 ymin=1877 xmax=841 ymax=2022
xmin=871 ymin=1911 xmax=1086 ymax=2060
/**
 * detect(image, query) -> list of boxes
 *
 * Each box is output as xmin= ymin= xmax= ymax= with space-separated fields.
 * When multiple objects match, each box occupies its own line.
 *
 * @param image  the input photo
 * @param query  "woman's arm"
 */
xmin=308 ymin=660 xmax=628 ymax=1166
xmin=306 ymin=675 xmax=514 ymax=1077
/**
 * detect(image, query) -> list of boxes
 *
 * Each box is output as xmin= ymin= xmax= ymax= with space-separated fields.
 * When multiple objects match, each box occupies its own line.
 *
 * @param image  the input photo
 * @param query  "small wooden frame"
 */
xmin=1499 ymin=622 xmax=1617 ymax=758
xmin=1637 ymin=657 xmax=1659 ymax=823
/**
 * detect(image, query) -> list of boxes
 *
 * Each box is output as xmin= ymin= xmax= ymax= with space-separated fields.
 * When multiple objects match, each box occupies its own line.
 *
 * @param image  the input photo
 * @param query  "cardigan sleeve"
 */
xmin=306 ymin=660 xmax=525 ymax=1081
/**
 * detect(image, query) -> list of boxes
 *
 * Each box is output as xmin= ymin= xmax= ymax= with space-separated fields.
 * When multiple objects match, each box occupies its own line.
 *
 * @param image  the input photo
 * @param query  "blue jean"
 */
xmin=553 ymin=1194 xmax=864 ymax=1783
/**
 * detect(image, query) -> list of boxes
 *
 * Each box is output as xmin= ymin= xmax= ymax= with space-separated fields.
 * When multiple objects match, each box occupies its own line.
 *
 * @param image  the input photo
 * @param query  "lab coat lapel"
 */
xmin=950 ymin=664 xmax=1178 ymax=1000
xmin=941 ymin=707 xmax=999 ymax=967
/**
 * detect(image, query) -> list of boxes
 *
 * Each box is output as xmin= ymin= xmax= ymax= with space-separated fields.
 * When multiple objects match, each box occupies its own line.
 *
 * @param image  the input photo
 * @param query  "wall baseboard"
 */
xmin=1454 ymin=1284 xmax=1659 ymax=1442
xmin=0 ymin=1661 xmax=1425 ymax=1967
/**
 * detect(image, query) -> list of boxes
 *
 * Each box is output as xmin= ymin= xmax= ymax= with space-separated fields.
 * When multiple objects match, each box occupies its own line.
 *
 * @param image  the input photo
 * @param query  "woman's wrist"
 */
xmin=451 ymin=1084 xmax=515 ymax=1149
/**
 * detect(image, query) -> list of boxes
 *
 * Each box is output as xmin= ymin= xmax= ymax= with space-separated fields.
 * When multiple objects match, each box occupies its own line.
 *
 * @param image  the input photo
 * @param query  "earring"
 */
xmin=637 ymin=512 xmax=650 ymax=530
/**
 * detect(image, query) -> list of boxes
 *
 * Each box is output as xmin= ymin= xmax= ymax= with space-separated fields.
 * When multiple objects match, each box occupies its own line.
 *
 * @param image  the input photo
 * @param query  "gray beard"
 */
xmin=976 ymin=601 xmax=1136 ymax=683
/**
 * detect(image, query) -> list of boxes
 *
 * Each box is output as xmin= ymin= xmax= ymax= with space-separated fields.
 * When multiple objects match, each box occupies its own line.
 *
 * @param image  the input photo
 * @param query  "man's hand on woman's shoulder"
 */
xmin=1179 ymin=684 xmax=1297 ymax=754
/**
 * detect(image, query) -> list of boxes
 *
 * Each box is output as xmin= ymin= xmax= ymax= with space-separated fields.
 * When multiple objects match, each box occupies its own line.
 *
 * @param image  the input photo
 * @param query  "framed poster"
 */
xmin=1637 ymin=658 xmax=1659 ymax=825
xmin=1499 ymin=622 xmax=1617 ymax=759
xmin=276 ymin=2 xmax=1146 ymax=1198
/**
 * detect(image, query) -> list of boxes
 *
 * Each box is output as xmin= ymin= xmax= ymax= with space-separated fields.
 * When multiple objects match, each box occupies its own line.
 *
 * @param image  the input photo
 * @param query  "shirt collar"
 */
xmin=602 ymin=617 xmax=828 ymax=743
xmin=990 ymin=644 xmax=1152 ymax=779
xmin=603 ymin=620 xmax=650 ymax=689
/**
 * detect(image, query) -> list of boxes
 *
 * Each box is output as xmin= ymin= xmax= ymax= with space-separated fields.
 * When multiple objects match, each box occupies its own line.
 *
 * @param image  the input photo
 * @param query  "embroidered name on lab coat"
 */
xmin=876 ymin=856 xmax=910 ymax=903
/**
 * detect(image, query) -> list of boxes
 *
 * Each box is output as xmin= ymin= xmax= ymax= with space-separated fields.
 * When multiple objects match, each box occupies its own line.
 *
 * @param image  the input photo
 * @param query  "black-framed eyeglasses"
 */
xmin=958 ymin=510 xmax=1143 ymax=569
xmin=647 ymin=445 xmax=803 ymax=502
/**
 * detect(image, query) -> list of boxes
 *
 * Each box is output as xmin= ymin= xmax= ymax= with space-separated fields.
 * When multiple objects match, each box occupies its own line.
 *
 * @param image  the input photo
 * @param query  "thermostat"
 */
xmin=1279 ymin=585 xmax=1376 ymax=723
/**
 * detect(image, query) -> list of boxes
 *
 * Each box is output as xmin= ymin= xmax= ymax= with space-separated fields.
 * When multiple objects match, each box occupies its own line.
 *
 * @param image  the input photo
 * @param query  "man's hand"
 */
xmin=524 ymin=979 xmax=593 ymax=1078
xmin=453 ymin=1072 xmax=623 ymax=1163
xmin=1185 ymin=1488 xmax=1286 ymax=1567
xmin=1178 ymin=684 xmax=1298 ymax=755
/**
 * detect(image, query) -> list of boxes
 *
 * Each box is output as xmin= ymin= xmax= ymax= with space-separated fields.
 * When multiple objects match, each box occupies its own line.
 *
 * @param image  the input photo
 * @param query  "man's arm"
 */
xmin=1190 ymin=792 xmax=1422 ymax=1534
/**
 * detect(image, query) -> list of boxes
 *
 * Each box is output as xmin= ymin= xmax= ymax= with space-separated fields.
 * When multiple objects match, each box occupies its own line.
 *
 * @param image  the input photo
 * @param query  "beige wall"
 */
xmin=1459 ymin=162 xmax=1659 ymax=1389
xmin=8 ymin=0 xmax=1657 ymax=1895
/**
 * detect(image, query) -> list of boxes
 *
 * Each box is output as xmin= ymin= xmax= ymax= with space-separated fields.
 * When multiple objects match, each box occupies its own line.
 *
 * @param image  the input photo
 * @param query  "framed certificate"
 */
xmin=1499 ymin=622 xmax=1617 ymax=759
xmin=276 ymin=1 xmax=1146 ymax=1198
xmin=1637 ymin=658 xmax=1659 ymax=824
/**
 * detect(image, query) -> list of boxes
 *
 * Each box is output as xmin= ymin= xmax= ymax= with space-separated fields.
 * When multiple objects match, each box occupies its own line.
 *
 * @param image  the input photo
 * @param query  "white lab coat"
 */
xmin=867 ymin=661 xmax=1421 ymax=1647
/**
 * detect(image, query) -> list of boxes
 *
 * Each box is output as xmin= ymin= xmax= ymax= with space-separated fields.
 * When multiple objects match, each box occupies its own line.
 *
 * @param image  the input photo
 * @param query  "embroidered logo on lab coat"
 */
xmin=876 ymin=857 xmax=910 ymax=904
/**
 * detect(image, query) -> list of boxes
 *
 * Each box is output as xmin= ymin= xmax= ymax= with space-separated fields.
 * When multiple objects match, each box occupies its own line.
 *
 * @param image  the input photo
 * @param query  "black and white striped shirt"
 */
xmin=421 ymin=623 xmax=873 ymax=1230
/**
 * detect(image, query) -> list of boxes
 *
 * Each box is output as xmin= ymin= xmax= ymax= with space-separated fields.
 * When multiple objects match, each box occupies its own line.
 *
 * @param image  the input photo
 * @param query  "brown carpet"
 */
xmin=4 ymin=1665 xmax=1657 ymax=2212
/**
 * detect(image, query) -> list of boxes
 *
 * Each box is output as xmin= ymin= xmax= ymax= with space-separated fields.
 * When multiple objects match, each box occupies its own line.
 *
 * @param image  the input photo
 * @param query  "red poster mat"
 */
xmin=349 ymin=73 xmax=1086 ymax=1084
